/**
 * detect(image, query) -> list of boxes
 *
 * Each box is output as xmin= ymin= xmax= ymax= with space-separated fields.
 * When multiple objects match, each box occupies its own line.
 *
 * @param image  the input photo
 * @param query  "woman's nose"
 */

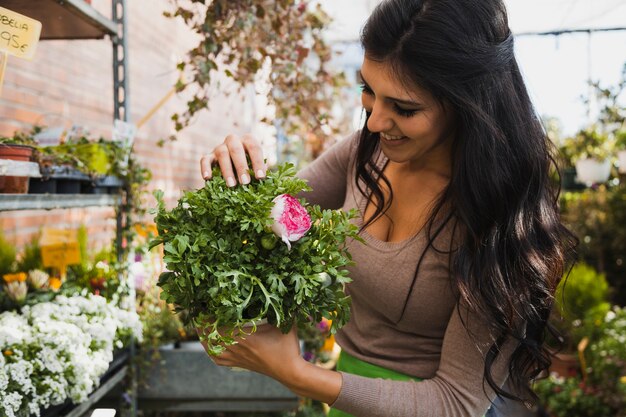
xmin=366 ymin=102 xmax=394 ymax=133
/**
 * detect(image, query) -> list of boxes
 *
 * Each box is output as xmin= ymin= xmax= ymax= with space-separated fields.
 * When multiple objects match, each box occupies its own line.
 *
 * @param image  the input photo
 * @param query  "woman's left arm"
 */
xmin=203 ymin=324 xmax=344 ymax=405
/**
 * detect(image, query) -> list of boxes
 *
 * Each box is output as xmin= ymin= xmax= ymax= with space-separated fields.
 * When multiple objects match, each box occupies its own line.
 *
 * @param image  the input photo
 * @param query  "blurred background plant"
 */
xmin=164 ymin=0 xmax=350 ymax=162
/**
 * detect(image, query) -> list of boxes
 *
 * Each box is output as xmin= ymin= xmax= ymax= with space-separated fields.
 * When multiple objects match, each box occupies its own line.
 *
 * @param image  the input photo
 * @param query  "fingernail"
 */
xmin=203 ymin=171 xmax=210 ymax=180
xmin=240 ymin=173 xmax=250 ymax=184
xmin=226 ymin=177 xmax=236 ymax=187
xmin=256 ymin=169 xmax=265 ymax=179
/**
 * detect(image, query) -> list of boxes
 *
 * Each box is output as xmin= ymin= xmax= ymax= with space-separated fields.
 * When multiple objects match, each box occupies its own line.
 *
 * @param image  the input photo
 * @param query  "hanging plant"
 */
xmin=164 ymin=0 xmax=348 ymax=160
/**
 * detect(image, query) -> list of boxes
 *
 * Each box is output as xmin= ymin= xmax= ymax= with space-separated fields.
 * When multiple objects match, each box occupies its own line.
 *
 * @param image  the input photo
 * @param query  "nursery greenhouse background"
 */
xmin=0 ymin=1 xmax=625 ymax=417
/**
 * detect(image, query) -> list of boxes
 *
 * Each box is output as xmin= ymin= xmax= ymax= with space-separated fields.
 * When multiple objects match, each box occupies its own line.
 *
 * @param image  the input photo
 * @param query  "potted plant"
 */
xmin=0 ymin=134 xmax=37 ymax=194
xmin=560 ymin=127 xmax=614 ymax=186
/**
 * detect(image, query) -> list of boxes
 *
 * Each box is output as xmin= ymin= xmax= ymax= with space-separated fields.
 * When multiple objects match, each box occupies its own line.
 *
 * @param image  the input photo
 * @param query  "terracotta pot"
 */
xmin=0 ymin=144 xmax=34 ymax=194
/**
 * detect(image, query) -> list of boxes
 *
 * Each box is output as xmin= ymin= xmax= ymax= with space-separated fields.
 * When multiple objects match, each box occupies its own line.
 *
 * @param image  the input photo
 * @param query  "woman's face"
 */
xmin=360 ymin=57 xmax=455 ymax=172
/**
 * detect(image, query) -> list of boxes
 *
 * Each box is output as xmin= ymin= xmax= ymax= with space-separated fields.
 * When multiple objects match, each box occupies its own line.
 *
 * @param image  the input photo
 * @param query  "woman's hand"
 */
xmin=198 ymin=324 xmax=343 ymax=405
xmin=200 ymin=324 xmax=304 ymax=382
xmin=200 ymin=134 xmax=266 ymax=186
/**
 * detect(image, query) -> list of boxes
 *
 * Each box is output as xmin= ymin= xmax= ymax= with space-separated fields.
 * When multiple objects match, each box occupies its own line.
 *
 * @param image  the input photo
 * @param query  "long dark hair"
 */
xmin=356 ymin=0 xmax=577 ymax=403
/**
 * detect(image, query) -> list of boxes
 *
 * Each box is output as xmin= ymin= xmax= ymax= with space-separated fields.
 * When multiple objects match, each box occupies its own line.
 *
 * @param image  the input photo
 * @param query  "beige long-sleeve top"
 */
xmin=297 ymin=132 xmax=516 ymax=417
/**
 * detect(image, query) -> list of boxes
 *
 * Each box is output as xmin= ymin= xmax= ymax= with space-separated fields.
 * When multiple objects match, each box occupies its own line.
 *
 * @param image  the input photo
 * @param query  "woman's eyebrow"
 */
xmin=358 ymin=70 xmax=422 ymax=107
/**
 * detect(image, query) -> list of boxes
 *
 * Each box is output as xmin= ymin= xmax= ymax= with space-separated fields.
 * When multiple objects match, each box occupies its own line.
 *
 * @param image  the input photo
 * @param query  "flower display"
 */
xmin=0 ymin=293 xmax=142 ymax=417
xmin=151 ymin=163 xmax=360 ymax=355
xmin=270 ymin=194 xmax=312 ymax=249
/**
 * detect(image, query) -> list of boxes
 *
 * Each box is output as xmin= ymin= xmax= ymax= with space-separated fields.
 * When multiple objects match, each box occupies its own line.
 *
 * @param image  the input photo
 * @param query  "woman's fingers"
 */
xmin=202 ymin=134 xmax=266 ymax=186
xmin=242 ymin=134 xmax=266 ymax=179
xmin=213 ymin=142 xmax=237 ymax=187
xmin=200 ymin=152 xmax=215 ymax=180
xmin=225 ymin=135 xmax=251 ymax=185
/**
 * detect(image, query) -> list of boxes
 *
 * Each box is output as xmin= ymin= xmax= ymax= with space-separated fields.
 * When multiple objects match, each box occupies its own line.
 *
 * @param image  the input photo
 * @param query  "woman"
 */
xmin=199 ymin=0 xmax=576 ymax=416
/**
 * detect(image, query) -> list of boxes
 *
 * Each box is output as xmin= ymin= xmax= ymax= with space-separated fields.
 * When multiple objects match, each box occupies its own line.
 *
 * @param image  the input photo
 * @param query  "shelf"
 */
xmin=0 ymin=194 xmax=121 ymax=211
xmin=0 ymin=0 xmax=117 ymax=40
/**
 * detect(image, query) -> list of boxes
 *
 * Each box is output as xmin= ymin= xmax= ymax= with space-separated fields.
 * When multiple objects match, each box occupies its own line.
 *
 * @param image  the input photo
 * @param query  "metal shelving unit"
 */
xmin=0 ymin=0 xmax=116 ymax=39
xmin=0 ymin=194 xmax=121 ymax=211
xmin=0 ymin=1 xmax=134 ymax=416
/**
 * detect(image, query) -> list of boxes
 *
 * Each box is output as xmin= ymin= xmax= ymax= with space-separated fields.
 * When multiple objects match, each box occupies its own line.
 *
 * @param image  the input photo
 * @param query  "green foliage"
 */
xmin=556 ymin=263 xmax=610 ymax=324
xmin=0 ymin=232 xmax=16 ymax=276
xmin=585 ymin=306 xmax=626 ymax=413
xmin=558 ymin=127 xmax=614 ymax=166
xmin=0 ymin=126 xmax=40 ymax=147
xmin=15 ymin=237 xmax=42 ymax=273
xmin=560 ymin=186 xmax=626 ymax=305
xmin=616 ymin=130 xmax=626 ymax=150
xmin=150 ymin=162 xmax=361 ymax=355
xmin=553 ymin=263 xmax=610 ymax=350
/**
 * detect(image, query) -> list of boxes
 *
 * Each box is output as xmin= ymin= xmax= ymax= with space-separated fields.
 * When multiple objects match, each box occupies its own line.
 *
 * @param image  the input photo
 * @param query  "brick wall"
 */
xmin=0 ymin=0 xmax=260 ymax=250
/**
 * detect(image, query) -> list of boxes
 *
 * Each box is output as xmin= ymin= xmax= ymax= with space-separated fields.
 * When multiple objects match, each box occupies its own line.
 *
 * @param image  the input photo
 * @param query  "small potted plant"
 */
xmin=561 ymin=127 xmax=613 ymax=186
xmin=0 ymin=132 xmax=38 ymax=193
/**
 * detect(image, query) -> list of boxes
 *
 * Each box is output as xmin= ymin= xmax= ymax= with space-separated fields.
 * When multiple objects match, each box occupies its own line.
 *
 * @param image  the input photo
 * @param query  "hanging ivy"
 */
xmin=164 ymin=0 xmax=349 ymax=158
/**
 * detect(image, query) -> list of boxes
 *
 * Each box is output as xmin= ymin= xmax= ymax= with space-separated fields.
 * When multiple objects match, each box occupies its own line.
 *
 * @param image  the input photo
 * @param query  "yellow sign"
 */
xmin=41 ymin=229 xmax=81 ymax=277
xmin=0 ymin=6 xmax=42 ymax=60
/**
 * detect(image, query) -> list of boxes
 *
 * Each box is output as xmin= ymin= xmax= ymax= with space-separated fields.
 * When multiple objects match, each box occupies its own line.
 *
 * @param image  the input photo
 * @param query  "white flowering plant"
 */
xmin=0 ymin=293 xmax=142 ymax=417
xmin=150 ymin=163 xmax=361 ymax=355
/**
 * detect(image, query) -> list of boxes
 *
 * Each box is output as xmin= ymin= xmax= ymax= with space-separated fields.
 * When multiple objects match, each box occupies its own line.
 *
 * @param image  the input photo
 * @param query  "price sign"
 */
xmin=0 ymin=7 xmax=42 ymax=95
xmin=0 ymin=7 xmax=42 ymax=59
xmin=41 ymin=229 xmax=81 ymax=279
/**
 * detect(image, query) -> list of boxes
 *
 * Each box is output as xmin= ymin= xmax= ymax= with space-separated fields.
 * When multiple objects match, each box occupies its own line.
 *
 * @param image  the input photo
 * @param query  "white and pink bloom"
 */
xmin=270 ymin=194 xmax=311 ymax=250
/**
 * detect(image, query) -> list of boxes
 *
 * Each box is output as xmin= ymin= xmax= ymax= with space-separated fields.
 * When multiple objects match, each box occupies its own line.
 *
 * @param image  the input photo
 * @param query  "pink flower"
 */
xmin=270 ymin=194 xmax=311 ymax=250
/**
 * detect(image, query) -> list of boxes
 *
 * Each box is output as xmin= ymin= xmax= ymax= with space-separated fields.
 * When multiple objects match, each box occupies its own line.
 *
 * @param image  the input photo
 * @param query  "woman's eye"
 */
xmin=393 ymin=104 xmax=419 ymax=118
xmin=359 ymin=83 xmax=374 ymax=95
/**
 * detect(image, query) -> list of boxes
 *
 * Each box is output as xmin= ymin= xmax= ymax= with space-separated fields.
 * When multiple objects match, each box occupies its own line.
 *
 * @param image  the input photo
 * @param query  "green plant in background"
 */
xmin=558 ymin=127 xmax=614 ymax=166
xmin=0 ymin=232 xmax=16 ymax=277
xmin=555 ymin=263 xmax=610 ymax=323
xmin=590 ymin=63 xmax=626 ymax=137
xmin=552 ymin=262 xmax=611 ymax=352
xmin=0 ymin=126 xmax=40 ymax=147
xmin=536 ymin=306 xmax=626 ymax=417
xmin=560 ymin=186 xmax=626 ymax=305
xmin=534 ymin=375 xmax=614 ymax=417
xmin=15 ymin=236 xmax=42 ymax=273
xmin=585 ymin=306 xmax=626 ymax=414
xmin=615 ymin=130 xmax=626 ymax=151
xmin=164 ymin=0 xmax=349 ymax=161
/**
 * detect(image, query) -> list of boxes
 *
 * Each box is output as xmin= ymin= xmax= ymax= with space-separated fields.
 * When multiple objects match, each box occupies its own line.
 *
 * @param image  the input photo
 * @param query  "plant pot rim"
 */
xmin=0 ymin=143 xmax=35 ymax=150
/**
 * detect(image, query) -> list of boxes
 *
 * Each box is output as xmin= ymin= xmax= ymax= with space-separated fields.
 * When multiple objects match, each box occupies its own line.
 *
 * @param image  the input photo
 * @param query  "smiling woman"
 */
xmin=198 ymin=0 xmax=577 ymax=416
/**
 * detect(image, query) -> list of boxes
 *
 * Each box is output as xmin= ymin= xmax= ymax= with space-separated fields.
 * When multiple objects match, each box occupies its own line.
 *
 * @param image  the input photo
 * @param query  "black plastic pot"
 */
xmin=82 ymin=175 xmax=124 ymax=195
